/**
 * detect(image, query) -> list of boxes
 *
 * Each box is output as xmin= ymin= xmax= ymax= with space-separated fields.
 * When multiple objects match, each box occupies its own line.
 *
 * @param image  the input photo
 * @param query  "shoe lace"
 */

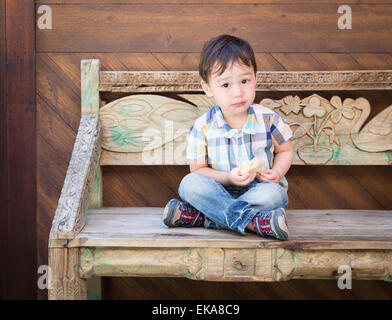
xmin=254 ymin=211 xmax=272 ymax=234
xmin=178 ymin=202 xmax=204 ymax=225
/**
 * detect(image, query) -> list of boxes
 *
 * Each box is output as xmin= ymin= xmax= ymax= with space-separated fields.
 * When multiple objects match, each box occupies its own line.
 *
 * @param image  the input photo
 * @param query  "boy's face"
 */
xmin=201 ymin=61 xmax=256 ymax=120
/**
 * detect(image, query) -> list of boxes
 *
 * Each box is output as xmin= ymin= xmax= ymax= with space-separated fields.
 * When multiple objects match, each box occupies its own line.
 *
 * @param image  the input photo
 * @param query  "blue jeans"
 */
xmin=178 ymin=172 xmax=289 ymax=235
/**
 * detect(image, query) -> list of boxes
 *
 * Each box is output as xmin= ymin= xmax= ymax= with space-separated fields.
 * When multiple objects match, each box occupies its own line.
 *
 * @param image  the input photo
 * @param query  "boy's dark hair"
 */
xmin=199 ymin=34 xmax=257 ymax=83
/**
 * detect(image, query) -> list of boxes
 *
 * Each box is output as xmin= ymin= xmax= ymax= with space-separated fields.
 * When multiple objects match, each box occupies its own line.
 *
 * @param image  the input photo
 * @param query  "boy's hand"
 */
xmin=229 ymin=167 xmax=257 ymax=186
xmin=256 ymin=169 xmax=281 ymax=183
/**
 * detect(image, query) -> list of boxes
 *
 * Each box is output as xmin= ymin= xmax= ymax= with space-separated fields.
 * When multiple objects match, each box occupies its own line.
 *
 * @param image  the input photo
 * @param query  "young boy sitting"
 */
xmin=163 ymin=34 xmax=294 ymax=240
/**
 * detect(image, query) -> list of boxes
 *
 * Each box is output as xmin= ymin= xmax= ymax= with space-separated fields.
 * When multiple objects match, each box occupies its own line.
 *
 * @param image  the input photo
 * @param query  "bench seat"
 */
xmin=56 ymin=207 xmax=392 ymax=287
xmin=71 ymin=208 xmax=392 ymax=250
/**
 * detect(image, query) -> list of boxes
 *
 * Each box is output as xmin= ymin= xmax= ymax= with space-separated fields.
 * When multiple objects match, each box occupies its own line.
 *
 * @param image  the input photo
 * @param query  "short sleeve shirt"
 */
xmin=186 ymin=103 xmax=293 ymax=187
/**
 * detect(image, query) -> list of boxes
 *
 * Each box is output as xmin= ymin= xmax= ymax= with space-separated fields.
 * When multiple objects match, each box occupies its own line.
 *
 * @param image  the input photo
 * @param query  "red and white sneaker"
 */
xmin=163 ymin=199 xmax=205 ymax=228
xmin=252 ymin=208 xmax=289 ymax=240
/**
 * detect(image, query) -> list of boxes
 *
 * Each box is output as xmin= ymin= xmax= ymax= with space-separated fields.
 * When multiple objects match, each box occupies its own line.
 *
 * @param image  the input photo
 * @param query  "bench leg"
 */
xmin=48 ymin=247 xmax=87 ymax=300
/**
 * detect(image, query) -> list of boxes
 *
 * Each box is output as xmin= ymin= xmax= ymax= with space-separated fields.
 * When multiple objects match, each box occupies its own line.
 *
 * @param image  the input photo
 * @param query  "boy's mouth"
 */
xmin=232 ymin=101 xmax=246 ymax=107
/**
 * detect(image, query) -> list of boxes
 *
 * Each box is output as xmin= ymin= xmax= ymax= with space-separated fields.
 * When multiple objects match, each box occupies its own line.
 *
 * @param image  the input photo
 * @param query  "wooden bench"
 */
xmin=48 ymin=59 xmax=392 ymax=300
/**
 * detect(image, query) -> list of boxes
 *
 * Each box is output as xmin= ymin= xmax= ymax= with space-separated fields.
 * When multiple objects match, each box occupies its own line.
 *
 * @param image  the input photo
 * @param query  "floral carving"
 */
xmin=261 ymin=94 xmax=392 ymax=165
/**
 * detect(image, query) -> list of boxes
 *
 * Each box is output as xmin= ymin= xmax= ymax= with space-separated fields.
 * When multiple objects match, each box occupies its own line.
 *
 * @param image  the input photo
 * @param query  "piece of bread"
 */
xmin=239 ymin=157 xmax=263 ymax=175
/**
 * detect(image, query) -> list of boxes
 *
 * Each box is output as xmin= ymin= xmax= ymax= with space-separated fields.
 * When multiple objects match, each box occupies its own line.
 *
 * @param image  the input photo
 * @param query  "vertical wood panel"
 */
xmin=5 ymin=0 xmax=36 ymax=299
xmin=0 ymin=0 xmax=7 ymax=299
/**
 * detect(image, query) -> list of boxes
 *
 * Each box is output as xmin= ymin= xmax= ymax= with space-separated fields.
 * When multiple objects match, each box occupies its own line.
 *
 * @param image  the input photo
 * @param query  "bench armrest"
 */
xmin=50 ymin=114 xmax=101 ymax=240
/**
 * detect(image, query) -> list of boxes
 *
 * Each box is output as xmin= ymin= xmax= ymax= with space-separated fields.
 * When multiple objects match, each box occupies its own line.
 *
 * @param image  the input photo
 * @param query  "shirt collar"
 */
xmin=215 ymin=103 xmax=259 ymax=138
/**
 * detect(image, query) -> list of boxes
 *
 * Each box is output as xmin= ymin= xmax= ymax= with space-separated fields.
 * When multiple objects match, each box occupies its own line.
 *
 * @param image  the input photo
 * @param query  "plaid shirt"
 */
xmin=186 ymin=103 xmax=293 ymax=187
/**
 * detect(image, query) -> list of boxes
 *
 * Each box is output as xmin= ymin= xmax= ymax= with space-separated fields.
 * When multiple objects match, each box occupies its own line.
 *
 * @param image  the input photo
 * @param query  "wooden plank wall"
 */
xmin=0 ymin=0 xmax=7 ymax=300
xmin=35 ymin=1 xmax=392 ymax=299
xmin=1 ymin=0 xmax=36 ymax=299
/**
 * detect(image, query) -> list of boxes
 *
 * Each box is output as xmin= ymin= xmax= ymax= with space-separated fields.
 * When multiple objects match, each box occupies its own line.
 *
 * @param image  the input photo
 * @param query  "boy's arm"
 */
xmin=189 ymin=160 xmax=256 ymax=187
xmin=257 ymin=140 xmax=294 ymax=182
xmin=189 ymin=160 xmax=232 ymax=186
xmin=271 ymin=140 xmax=294 ymax=179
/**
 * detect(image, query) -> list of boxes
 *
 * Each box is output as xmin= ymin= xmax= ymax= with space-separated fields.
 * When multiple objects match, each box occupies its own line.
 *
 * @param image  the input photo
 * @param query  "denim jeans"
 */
xmin=178 ymin=172 xmax=289 ymax=235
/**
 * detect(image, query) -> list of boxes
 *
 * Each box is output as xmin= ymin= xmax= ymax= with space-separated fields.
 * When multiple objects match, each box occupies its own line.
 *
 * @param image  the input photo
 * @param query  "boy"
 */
xmin=163 ymin=35 xmax=294 ymax=240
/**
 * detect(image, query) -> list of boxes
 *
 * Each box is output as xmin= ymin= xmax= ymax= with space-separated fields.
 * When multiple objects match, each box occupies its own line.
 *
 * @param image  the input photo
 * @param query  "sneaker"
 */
xmin=163 ymin=199 xmax=205 ymax=228
xmin=252 ymin=208 xmax=289 ymax=240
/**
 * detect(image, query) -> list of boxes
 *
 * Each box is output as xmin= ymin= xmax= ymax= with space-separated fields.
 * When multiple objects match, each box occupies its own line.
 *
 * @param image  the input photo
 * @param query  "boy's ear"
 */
xmin=201 ymin=80 xmax=213 ymax=97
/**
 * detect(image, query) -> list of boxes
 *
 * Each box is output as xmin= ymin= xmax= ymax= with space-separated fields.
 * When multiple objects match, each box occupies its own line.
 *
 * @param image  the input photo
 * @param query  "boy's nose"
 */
xmin=233 ymin=84 xmax=243 ymax=98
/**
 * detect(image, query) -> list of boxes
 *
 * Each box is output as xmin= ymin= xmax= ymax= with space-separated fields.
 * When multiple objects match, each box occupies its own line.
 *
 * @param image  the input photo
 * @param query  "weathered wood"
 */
xmin=48 ymin=247 xmax=87 ymax=300
xmin=87 ymin=97 xmax=105 ymax=209
xmin=88 ymin=167 xmax=102 ymax=209
xmin=36 ymin=4 xmax=392 ymax=53
xmin=50 ymin=114 xmax=102 ymax=240
xmin=67 ymin=208 xmax=392 ymax=250
xmin=99 ymin=70 xmax=392 ymax=92
xmin=81 ymin=59 xmax=100 ymax=114
xmin=99 ymin=94 xmax=392 ymax=165
xmin=78 ymin=246 xmax=392 ymax=282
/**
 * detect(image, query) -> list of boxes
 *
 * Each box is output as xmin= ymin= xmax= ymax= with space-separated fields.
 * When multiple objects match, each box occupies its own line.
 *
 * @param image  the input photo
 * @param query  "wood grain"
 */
xmin=36 ymin=4 xmax=392 ymax=53
xmin=77 ymin=246 xmax=392 ymax=282
xmin=48 ymin=247 xmax=87 ymax=300
xmin=38 ymin=0 xmax=392 ymax=3
xmin=70 ymin=207 xmax=392 ymax=249
xmin=103 ymin=277 xmax=392 ymax=300
xmin=0 ymin=0 xmax=6 ymax=300
xmin=81 ymin=60 xmax=100 ymax=114
xmin=5 ymin=0 xmax=36 ymax=299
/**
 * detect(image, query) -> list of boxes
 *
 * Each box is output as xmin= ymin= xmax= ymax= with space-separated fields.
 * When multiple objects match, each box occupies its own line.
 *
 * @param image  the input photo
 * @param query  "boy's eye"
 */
xmin=242 ymin=79 xmax=249 ymax=84
xmin=222 ymin=83 xmax=229 ymax=88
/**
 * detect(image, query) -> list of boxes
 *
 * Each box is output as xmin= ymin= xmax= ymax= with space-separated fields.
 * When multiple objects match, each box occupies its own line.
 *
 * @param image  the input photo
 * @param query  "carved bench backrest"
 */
xmin=82 ymin=59 xmax=392 ymax=167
